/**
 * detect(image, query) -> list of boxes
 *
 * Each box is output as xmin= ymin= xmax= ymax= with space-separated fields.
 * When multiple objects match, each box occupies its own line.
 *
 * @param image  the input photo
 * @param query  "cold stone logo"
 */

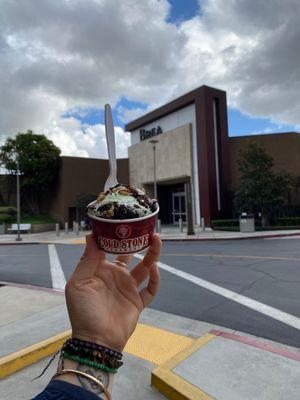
xmin=115 ymin=225 xmax=131 ymax=239
xmin=139 ymin=126 xmax=163 ymax=141
xmin=99 ymin=234 xmax=150 ymax=253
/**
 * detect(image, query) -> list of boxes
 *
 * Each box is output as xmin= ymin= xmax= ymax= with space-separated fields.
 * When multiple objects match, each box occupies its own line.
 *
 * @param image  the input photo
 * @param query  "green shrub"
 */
xmin=0 ymin=206 xmax=17 ymax=216
xmin=211 ymin=219 xmax=239 ymax=228
xmin=0 ymin=214 xmax=14 ymax=223
xmin=276 ymin=217 xmax=300 ymax=226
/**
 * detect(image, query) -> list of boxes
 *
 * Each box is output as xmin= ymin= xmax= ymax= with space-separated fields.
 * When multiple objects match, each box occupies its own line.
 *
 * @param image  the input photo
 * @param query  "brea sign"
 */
xmin=139 ymin=126 xmax=163 ymax=141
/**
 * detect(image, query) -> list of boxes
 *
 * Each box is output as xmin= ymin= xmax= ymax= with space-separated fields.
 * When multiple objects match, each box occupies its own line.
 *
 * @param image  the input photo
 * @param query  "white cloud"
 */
xmin=0 ymin=0 xmax=299 ymax=158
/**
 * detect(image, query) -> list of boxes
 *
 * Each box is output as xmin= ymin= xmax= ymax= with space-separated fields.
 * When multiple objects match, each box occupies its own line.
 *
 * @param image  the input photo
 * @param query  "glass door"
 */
xmin=172 ymin=191 xmax=186 ymax=224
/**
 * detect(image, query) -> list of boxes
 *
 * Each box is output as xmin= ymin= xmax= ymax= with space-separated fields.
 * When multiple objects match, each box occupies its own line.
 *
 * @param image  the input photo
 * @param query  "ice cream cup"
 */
xmin=87 ymin=206 xmax=159 ymax=254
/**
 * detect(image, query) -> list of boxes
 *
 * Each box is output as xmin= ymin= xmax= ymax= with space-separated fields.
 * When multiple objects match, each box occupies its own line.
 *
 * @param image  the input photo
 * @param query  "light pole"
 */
xmin=16 ymin=158 xmax=22 ymax=241
xmin=149 ymin=139 xmax=159 ymax=231
xmin=149 ymin=139 xmax=159 ymax=200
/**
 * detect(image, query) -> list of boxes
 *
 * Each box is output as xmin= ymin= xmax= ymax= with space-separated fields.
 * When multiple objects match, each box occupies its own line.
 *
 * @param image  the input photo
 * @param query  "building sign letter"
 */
xmin=139 ymin=125 xmax=163 ymax=141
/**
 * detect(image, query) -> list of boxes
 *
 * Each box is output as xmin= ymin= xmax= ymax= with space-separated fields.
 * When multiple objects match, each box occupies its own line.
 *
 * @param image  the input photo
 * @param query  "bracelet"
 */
xmin=62 ymin=345 xmax=123 ymax=369
xmin=53 ymin=368 xmax=112 ymax=400
xmin=62 ymin=351 xmax=118 ymax=374
xmin=68 ymin=338 xmax=122 ymax=360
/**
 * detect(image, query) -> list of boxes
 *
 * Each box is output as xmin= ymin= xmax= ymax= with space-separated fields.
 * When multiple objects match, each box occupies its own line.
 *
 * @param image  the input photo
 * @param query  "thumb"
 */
xmin=70 ymin=234 xmax=105 ymax=281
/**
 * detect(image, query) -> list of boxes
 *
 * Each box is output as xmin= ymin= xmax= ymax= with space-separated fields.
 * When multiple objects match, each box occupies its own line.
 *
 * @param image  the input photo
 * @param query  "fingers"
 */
xmin=139 ymin=262 xmax=160 ymax=308
xmin=142 ymin=234 xmax=162 ymax=268
xmin=130 ymin=234 xmax=162 ymax=285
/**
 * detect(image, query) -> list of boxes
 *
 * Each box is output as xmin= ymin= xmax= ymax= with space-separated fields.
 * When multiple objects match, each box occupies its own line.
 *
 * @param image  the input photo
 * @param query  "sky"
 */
xmin=0 ymin=0 xmax=299 ymax=159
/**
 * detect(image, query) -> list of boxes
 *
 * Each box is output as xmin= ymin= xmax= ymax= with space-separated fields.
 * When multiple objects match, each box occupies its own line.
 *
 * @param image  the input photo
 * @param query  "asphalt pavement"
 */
xmin=1 ymin=238 xmax=300 ymax=347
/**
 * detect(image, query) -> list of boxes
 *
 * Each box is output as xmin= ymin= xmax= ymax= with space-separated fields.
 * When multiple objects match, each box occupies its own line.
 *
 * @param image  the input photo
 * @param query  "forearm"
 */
xmin=54 ymin=358 xmax=114 ymax=400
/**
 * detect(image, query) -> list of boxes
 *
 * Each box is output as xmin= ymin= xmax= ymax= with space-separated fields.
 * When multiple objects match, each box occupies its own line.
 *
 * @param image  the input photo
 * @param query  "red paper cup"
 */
xmin=87 ymin=206 xmax=159 ymax=254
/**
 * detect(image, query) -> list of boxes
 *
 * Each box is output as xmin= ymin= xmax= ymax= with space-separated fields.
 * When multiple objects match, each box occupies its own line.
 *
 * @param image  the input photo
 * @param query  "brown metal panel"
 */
xmin=125 ymin=85 xmax=226 ymax=131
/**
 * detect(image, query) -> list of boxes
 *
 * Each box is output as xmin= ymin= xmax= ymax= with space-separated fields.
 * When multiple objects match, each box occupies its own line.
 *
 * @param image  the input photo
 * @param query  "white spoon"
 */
xmin=104 ymin=104 xmax=118 ymax=191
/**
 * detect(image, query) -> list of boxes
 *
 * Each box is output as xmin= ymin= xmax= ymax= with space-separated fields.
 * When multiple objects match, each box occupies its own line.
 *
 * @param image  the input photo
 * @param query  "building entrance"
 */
xmin=155 ymin=182 xmax=187 ymax=225
xmin=172 ymin=190 xmax=186 ymax=224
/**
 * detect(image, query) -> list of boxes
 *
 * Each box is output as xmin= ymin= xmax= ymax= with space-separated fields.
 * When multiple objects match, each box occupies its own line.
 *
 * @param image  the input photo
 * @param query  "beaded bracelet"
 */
xmin=66 ymin=338 xmax=122 ymax=360
xmin=62 ymin=344 xmax=123 ymax=369
xmin=62 ymin=351 xmax=118 ymax=374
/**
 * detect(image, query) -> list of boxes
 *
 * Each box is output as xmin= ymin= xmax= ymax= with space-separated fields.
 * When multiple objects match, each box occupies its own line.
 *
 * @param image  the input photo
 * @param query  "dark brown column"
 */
xmin=185 ymin=179 xmax=195 ymax=235
xmin=195 ymin=86 xmax=229 ymax=226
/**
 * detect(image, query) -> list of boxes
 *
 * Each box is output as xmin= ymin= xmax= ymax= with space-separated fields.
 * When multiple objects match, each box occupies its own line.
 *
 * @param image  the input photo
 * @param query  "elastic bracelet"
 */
xmin=62 ymin=351 xmax=118 ymax=374
xmin=67 ymin=338 xmax=122 ymax=360
xmin=53 ymin=368 xmax=111 ymax=400
xmin=62 ymin=345 xmax=123 ymax=369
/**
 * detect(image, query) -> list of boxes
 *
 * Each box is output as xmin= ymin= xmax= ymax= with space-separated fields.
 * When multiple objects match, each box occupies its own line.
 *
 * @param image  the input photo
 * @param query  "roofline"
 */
xmin=125 ymin=85 xmax=226 ymax=131
xmin=229 ymin=131 xmax=300 ymax=139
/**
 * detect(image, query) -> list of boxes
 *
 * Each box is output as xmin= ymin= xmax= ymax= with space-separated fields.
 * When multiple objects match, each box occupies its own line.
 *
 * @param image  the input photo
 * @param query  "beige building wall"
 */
xmin=128 ymin=124 xmax=193 ymax=187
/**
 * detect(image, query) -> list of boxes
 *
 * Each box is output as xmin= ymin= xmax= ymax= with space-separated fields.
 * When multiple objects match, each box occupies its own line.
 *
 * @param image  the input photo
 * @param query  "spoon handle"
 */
xmin=104 ymin=104 xmax=118 ymax=191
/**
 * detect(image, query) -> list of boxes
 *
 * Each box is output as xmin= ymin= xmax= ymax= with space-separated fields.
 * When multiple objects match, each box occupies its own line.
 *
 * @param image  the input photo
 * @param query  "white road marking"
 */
xmin=48 ymin=244 xmax=66 ymax=291
xmin=135 ymin=255 xmax=300 ymax=331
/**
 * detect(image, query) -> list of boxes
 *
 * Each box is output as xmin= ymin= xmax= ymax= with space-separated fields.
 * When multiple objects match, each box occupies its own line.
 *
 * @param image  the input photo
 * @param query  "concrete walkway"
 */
xmin=1 ymin=284 xmax=299 ymax=400
xmin=1 ymin=226 xmax=300 ymax=245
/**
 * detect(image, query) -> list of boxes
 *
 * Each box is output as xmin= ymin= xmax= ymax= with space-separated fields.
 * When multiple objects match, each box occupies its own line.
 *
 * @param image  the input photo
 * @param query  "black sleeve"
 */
xmin=32 ymin=380 xmax=103 ymax=400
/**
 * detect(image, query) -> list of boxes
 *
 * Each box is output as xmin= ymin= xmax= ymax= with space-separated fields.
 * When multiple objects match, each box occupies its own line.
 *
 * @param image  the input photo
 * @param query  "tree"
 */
xmin=234 ymin=142 xmax=292 ymax=226
xmin=0 ymin=130 xmax=61 ymax=214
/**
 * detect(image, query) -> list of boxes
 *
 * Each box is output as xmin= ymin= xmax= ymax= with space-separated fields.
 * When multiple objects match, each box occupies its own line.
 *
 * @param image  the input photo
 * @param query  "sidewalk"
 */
xmin=1 ymin=284 xmax=300 ymax=399
xmin=1 ymin=226 xmax=300 ymax=245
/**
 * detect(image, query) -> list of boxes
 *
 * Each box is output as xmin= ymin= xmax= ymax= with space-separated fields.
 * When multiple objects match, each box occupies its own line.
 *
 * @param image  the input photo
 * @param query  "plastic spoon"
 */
xmin=104 ymin=104 xmax=118 ymax=191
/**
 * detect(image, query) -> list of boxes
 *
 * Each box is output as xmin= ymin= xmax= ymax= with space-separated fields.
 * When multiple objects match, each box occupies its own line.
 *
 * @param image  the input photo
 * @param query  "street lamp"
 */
xmin=16 ymin=158 xmax=22 ymax=241
xmin=149 ymin=139 xmax=159 ymax=200
xmin=149 ymin=139 xmax=159 ymax=231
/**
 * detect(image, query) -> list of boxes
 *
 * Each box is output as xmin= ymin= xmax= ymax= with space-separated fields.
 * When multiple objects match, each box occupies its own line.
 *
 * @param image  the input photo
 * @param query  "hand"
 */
xmin=65 ymin=233 xmax=162 ymax=352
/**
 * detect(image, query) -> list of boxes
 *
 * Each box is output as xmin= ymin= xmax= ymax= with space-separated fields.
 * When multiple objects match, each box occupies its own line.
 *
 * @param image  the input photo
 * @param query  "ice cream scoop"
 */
xmin=87 ymin=184 xmax=158 ymax=220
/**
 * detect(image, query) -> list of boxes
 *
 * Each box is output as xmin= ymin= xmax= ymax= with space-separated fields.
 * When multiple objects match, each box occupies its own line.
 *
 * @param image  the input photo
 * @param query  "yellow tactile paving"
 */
xmin=125 ymin=323 xmax=194 ymax=365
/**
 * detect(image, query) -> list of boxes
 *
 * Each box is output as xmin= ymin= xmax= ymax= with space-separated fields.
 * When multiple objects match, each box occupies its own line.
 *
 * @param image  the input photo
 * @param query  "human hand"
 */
xmin=65 ymin=233 xmax=162 ymax=352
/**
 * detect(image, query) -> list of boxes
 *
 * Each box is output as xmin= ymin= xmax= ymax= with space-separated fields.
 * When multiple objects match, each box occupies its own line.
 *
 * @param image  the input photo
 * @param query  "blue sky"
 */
xmin=167 ymin=0 xmax=201 ymax=24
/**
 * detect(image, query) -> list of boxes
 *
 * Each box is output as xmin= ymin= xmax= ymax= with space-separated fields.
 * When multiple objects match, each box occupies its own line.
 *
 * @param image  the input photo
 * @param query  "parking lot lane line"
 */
xmin=48 ymin=244 xmax=66 ymax=291
xmin=135 ymin=255 xmax=300 ymax=331
xmin=161 ymin=252 xmax=300 ymax=262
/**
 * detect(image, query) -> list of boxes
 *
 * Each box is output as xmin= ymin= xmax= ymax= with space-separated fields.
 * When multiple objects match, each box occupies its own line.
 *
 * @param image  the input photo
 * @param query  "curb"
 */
xmin=152 ymin=333 xmax=215 ymax=400
xmin=0 ymin=331 xmax=71 ymax=379
xmin=0 ymin=231 xmax=300 ymax=245
xmin=151 ymin=330 xmax=300 ymax=400
xmin=0 ymin=241 xmax=43 ymax=246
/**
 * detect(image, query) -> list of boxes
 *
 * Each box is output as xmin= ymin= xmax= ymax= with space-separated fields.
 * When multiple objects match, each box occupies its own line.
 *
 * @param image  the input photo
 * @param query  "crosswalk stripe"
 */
xmin=48 ymin=244 xmax=66 ymax=291
xmin=135 ymin=255 xmax=300 ymax=331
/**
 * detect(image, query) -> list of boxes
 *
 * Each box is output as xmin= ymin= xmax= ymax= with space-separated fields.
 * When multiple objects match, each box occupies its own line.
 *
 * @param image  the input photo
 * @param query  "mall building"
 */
xmin=125 ymin=85 xmax=230 ymax=233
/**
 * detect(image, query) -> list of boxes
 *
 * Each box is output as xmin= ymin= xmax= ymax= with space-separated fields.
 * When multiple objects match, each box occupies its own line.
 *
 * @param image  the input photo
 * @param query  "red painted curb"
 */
xmin=210 ymin=329 xmax=300 ymax=362
xmin=0 ymin=242 xmax=42 ymax=246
